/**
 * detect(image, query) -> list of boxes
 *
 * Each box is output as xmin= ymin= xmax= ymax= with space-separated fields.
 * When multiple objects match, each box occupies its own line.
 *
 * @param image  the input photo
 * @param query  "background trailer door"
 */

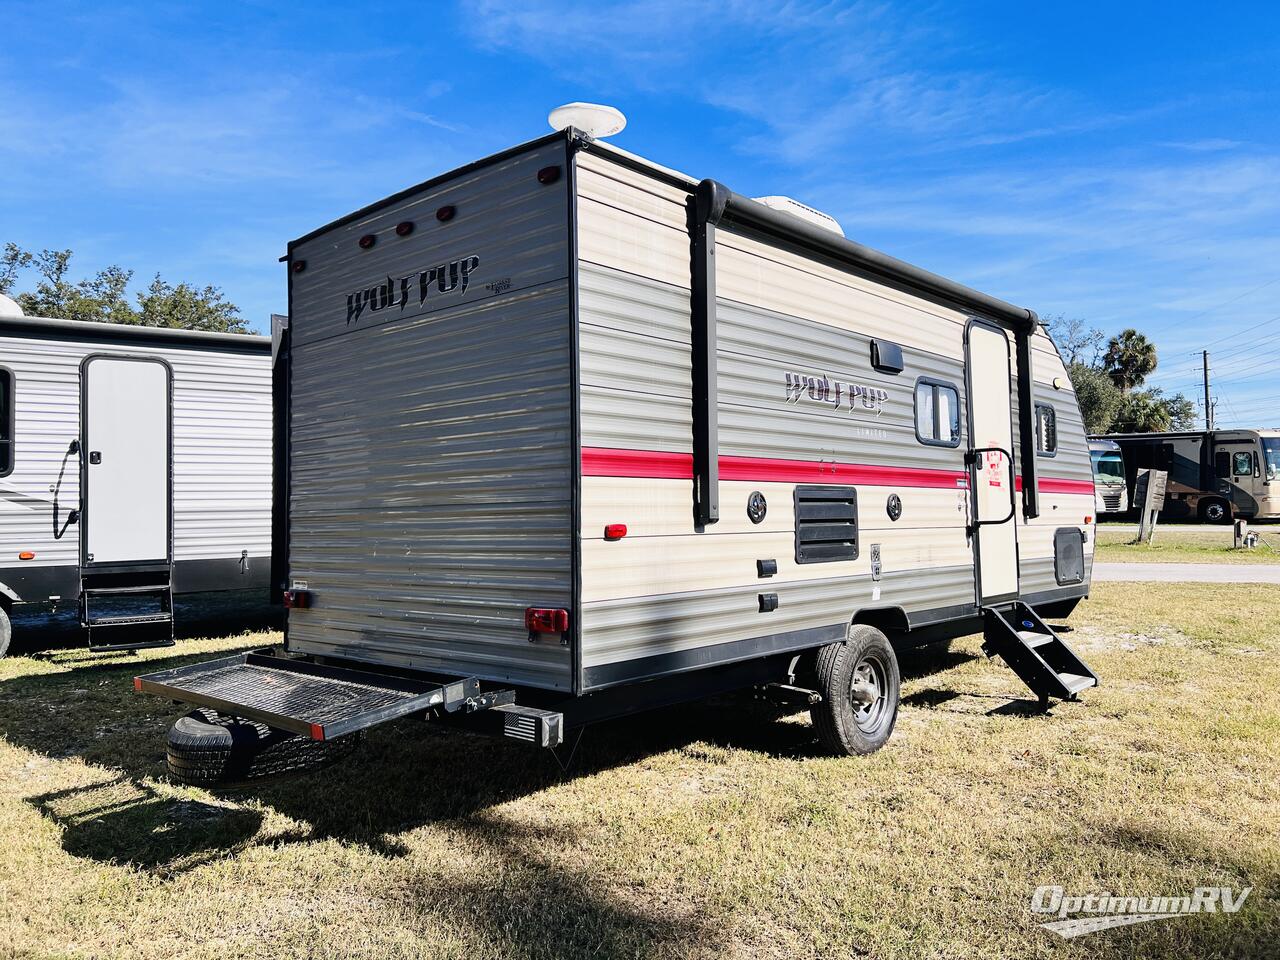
xmin=82 ymin=356 xmax=172 ymax=566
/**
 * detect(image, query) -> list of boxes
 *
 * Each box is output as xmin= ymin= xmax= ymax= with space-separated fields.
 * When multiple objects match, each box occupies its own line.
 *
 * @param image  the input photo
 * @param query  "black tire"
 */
xmin=810 ymin=624 xmax=901 ymax=756
xmin=1200 ymin=498 xmax=1231 ymax=524
xmin=0 ymin=605 xmax=10 ymax=659
xmin=166 ymin=708 xmax=359 ymax=786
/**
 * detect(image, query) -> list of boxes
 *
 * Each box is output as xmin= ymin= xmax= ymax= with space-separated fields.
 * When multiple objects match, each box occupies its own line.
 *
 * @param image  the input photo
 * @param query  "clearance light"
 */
xmin=537 ymin=165 xmax=562 ymax=185
xmin=395 ymin=221 xmax=415 ymax=237
xmin=1084 ymin=515 xmax=1094 ymax=525
xmin=283 ymin=588 xmax=313 ymax=609
xmin=525 ymin=607 xmax=569 ymax=634
xmin=604 ymin=524 xmax=628 ymax=541
xmin=291 ymin=259 xmax=306 ymax=272
xmin=18 ymin=551 xmax=34 ymax=560
xmin=436 ymin=205 xmax=456 ymax=222
xmin=357 ymin=233 xmax=377 ymax=249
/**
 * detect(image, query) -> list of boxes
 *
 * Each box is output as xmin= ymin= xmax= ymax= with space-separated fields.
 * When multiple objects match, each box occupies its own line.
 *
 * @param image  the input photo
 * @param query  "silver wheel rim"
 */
xmin=849 ymin=652 xmax=892 ymax=736
xmin=1207 ymin=503 xmax=1225 ymax=521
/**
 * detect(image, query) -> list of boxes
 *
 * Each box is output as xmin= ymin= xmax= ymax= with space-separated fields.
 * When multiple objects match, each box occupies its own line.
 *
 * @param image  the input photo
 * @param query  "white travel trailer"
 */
xmin=139 ymin=125 xmax=1098 ymax=765
xmin=0 ymin=309 xmax=272 ymax=655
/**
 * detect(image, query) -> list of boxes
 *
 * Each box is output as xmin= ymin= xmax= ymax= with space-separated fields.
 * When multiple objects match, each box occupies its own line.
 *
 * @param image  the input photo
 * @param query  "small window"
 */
xmin=0 ymin=368 xmax=12 ymax=478
xmin=1233 ymin=452 xmax=1254 ymax=477
xmin=1215 ymin=451 xmax=1231 ymax=479
xmin=1035 ymin=404 xmax=1057 ymax=457
xmin=914 ymin=379 xmax=961 ymax=447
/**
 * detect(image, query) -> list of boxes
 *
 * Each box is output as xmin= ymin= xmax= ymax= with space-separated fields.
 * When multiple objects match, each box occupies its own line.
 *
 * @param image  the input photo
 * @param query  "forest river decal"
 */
xmin=345 ymin=254 xmax=480 ymax=325
xmin=785 ymin=371 xmax=890 ymax=417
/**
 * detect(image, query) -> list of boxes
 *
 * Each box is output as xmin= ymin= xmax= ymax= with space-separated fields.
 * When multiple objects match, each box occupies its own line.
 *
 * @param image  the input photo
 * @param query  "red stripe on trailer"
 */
xmin=581 ymin=447 xmax=694 ymax=478
xmin=583 ymin=446 xmax=1094 ymax=495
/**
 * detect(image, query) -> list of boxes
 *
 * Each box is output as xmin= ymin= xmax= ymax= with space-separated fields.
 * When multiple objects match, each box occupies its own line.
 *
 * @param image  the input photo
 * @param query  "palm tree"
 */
xmin=1103 ymin=329 xmax=1158 ymax=391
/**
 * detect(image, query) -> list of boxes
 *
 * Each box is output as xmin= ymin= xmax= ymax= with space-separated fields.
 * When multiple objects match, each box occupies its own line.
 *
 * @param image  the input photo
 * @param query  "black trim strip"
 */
xmin=582 ymin=622 xmax=843 ymax=691
xmin=688 ymin=180 xmax=724 ymax=526
xmin=698 ymin=180 xmax=1039 ymax=334
xmin=1017 ymin=331 xmax=1041 ymax=518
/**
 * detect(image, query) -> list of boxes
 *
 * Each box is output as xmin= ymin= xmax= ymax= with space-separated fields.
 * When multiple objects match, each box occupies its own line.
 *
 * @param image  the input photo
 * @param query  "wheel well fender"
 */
xmin=850 ymin=606 xmax=910 ymax=636
xmin=0 ymin=581 xmax=19 ymax=609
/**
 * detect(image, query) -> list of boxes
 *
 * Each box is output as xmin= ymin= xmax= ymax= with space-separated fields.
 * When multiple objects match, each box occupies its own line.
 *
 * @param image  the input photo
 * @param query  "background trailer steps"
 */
xmin=982 ymin=602 xmax=1098 ymax=707
xmin=80 ymin=578 xmax=175 ymax=653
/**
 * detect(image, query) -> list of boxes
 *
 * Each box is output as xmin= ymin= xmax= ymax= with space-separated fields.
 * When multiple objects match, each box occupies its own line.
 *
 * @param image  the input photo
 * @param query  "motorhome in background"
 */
xmin=0 ymin=306 xmax=272 ymax=656
xmin=1099 ymin=429 xmax=1280 ymax=524
xmin=139 ymin=114 xmax=1100 ymax=769
xmin=1088 ymin=439 xmax=1128 ymax=515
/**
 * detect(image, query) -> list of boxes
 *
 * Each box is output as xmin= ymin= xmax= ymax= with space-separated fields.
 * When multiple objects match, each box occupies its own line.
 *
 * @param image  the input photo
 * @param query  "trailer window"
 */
xmin=914 ymin=379 xmax=960 ymax=447
xmin=1263 ymin=438 xmax=1280 ymax=480
xmin=1233 ymin=452 xmax=1255 ymax=477
xmin=1035 ymin=404 xmax=1057 ymax=457
xmin=0 ymin=368 xmax=12 ymax=477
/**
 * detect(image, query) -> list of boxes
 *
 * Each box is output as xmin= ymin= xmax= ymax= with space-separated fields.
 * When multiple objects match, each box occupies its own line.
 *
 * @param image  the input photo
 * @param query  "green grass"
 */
xmin=2 ymin=585 xmax=1278 ymax=959
xmin=1095 ymin=526 xmax=1280 ymax=564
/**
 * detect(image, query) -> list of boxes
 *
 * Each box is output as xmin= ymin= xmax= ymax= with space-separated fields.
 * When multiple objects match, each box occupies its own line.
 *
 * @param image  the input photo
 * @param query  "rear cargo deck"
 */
xmin=136 ymin=652 xmax=487 ymax=740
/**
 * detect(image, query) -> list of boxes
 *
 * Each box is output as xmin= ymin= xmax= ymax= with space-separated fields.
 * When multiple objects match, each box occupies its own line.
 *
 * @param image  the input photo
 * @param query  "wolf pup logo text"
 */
xmin=345 ymin=254 xmax=480 ymax=325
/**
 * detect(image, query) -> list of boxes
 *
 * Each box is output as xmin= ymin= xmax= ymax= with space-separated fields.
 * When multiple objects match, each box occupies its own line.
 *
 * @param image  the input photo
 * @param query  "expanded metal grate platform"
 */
xmin=136 ymin=651 xmax=478 ymax=740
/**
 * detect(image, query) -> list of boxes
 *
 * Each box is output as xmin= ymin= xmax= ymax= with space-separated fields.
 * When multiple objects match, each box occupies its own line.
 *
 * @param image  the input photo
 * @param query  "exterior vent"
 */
xmin=752 ymin=196 xmax=844 ymax=237
xmin=794 ymin=485 xmax=858 ymax=563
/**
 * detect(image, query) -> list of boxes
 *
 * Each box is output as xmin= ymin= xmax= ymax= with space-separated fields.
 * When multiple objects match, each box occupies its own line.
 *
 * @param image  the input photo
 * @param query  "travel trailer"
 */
xmin=138 ymin=120 xmax=1098 ymax=766
xmin=1088 ymin=439 xmax=1128 ymax=515
xmin=0 ymin=310 xmax=272 ymax=655
xmin=1100 ymin=429 xmax=1280 ymax=523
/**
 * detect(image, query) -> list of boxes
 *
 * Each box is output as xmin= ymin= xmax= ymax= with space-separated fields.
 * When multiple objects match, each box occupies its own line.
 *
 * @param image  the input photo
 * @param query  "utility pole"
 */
xmin=1203 ymin=350 xmax=1214 ymax=430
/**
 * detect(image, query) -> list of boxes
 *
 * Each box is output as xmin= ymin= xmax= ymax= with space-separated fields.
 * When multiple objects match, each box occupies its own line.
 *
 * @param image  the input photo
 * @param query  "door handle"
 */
xmin=89 ymin=451 xmax=102 ymax=464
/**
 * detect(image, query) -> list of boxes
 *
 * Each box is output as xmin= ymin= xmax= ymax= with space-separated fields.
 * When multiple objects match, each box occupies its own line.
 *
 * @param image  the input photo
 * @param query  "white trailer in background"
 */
xmin=0 ymin=312 xmax=272 ymax=654
xmin=139 ymin=125 xmax=1099 ymax=766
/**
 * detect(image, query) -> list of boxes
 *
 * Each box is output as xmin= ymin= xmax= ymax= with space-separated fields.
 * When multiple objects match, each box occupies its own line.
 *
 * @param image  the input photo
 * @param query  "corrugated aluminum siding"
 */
xmin=0 ymin=332 xmax=270 ymax=575
xmin=284 ymin=138 xmax=574 ymax=691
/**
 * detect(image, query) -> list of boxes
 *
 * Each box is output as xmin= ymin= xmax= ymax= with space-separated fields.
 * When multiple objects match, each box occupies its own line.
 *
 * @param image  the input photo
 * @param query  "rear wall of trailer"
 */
xmin=573 ymin=147 xmax=1093 ymax=690
xmin=0 ymin=325 xmax=271 ymax=602
xmin=282 ymin=137 xmax=577 ymax=691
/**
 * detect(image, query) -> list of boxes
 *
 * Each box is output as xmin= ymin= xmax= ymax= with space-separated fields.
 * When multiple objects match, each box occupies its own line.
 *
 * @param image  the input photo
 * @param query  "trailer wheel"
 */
xmin=0 ymin=604 xmax=10 ymax=659
xmin=1199 ymin=499 xmax=1231 ymax=524
xmin=166 ymin=708 xmax=359 ymax=786
xmin=810 ymin=625 xmax=900 ymax=756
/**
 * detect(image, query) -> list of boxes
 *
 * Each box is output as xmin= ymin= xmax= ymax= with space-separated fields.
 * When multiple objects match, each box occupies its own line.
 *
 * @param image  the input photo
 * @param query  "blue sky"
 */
xmin=2 ymin=1 xmax=1278 ymax=425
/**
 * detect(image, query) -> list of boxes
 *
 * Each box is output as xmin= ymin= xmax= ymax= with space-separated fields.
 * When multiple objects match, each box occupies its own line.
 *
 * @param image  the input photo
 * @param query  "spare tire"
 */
xmin=166 ymin=708 xmax=359 ymax=786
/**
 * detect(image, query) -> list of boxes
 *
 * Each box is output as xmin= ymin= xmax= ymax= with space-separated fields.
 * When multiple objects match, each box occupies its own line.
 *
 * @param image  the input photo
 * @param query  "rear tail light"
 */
xmin=283 ymin=588 xmax=312 ymax=609
xmin=525 ymin=607 xmax=569 ymax=634
xmin=604 ymin=523 xmax=627 ymax=541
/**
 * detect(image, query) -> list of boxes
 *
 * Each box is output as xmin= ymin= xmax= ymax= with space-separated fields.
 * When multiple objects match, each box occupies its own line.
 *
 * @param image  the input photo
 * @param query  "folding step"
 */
xmin=81 ymin=576 xmax=176 ymax=653
xmin=982 ymin=601 xmax=1098 ymax=705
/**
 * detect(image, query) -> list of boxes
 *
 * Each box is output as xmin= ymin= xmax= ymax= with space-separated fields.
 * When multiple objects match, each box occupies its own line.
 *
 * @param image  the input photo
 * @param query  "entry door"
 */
xmin=966 ymin=323 xmax=1018 ymax=603
xmin=83 ymin=357 xmax=171 ymax=565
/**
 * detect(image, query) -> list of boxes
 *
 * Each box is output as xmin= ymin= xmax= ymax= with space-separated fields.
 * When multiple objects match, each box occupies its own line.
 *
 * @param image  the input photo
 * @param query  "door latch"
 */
xmin=89 ymin=451 xmax=102 ymax=464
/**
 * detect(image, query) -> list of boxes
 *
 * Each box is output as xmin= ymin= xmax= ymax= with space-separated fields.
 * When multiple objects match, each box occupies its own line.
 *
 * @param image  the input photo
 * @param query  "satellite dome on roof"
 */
xmin=0 ymin=293 xmax=23 ymax=318
xmin=752 ymin=195 xmax=844 ymax=237
xmin=548 ymin=102 xmax=627 ymax=139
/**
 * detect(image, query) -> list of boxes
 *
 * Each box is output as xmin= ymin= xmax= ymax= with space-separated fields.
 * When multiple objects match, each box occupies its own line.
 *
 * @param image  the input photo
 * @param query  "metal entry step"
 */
xmin=82 ymin=575 xmax=175 ymax=652
xmin=135 ymin=651 xmax=502 ymax=741
xmin=982 ymin=601 xmax=1099 ymax=705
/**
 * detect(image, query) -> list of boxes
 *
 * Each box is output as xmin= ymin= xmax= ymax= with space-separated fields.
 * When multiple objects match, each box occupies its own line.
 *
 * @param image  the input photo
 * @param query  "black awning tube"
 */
xmin=696 ymin=179 xmax=1039 ymax=334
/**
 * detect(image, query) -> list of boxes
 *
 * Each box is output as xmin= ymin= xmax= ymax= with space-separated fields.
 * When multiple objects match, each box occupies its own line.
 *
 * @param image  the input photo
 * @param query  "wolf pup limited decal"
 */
xmin=345 ymin=254 xmax=481 ymax=325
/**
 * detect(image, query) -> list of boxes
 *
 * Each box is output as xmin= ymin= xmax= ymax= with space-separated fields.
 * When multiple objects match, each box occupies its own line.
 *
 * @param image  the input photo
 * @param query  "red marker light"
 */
xmin=291 ymin=259 xmax=306 ymax=272
xmin=309 ymin=723 xmax=326 ymax=741
xmin=525 ymin=607 xmax=570 ymax=634
xmin=357 ymin=233 xmax=376 ymax=249
xmin=1084 ymin=515 xmax=1094 ymax=525
xmin=395 ymin=221 xmax=414 ymax=237
xmin=604 ymin=524 xmax=627 ymax=541
xmin=18 ymin=551 xmax=34 ymax=560
xmin=283 ymin=588 xmax=312 ymax=609
xmin=537 ymin=165 xmax=561 ymax=184
xmin=133 ymin=677 xmax=142 ymax=691
xmin=436 ymin=205 xmax=456 ymax=222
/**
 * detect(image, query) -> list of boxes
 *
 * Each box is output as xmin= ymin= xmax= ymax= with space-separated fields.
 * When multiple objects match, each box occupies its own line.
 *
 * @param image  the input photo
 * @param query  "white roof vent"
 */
xmin=752 ymin=196 xmax=844 ymax=237
xmin=548 ymin=102 xmax=627 ymax=139
xmin=0 ymin=293 xmax=23 ymax=318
